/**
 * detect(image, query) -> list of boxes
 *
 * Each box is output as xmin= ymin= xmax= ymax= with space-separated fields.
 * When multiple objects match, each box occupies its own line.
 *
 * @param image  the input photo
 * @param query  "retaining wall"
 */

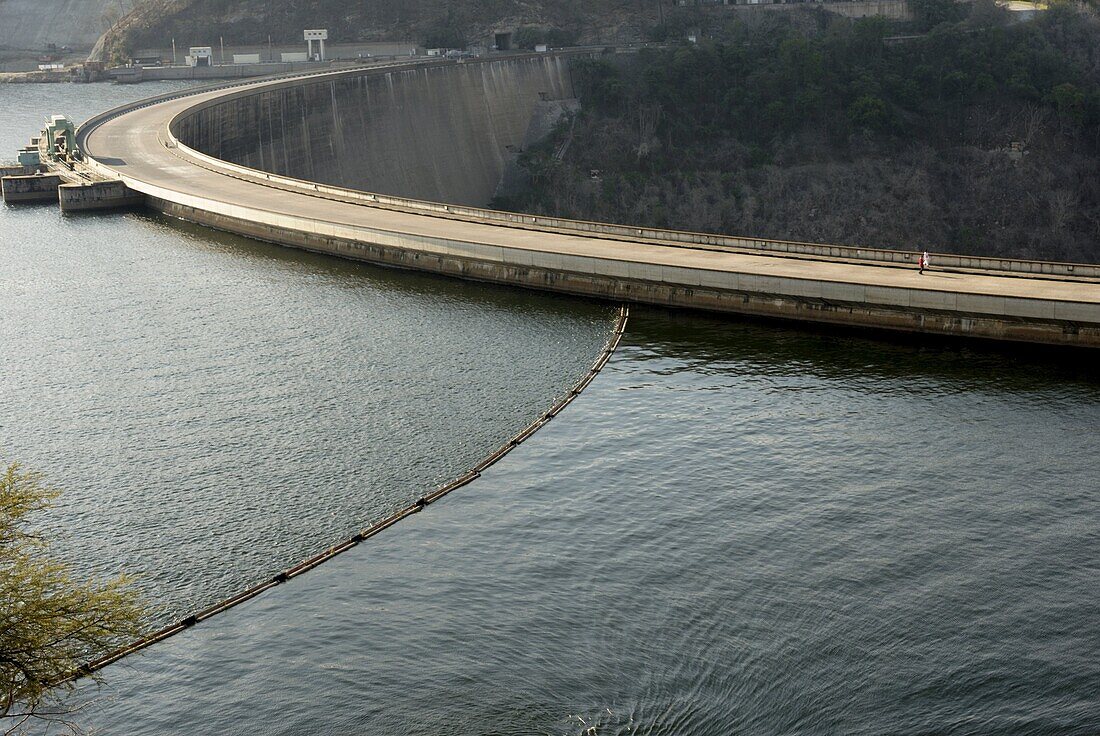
xmin=823 ymin=0 xmax=912 ymax=20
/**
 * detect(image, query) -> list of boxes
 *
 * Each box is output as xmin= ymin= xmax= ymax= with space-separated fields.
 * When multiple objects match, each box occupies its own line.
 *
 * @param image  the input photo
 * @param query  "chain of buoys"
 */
xmin=57 ymin=305 xmax=628 ymax=687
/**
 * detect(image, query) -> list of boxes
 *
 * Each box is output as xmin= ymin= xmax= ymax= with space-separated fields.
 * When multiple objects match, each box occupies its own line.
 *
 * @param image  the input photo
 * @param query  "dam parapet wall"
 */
xmin=173 ymin=55 xmax=578 ymax=208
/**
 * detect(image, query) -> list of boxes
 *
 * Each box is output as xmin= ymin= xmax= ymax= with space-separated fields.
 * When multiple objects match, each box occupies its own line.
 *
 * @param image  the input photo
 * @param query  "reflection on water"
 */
xmin=4 ymin=83 xmax=1099 ymax=735
xmin=81 ymin=308 xmax=1100 ymax=735
xmin=1 ymin=84 xmax=617 ymax=626
xmin=632 ymin=308 xmax=1100 ymax=392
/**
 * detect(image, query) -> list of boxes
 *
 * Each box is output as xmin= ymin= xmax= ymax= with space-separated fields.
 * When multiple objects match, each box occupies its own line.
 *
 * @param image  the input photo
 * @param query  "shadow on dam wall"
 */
xmin=172 ymin=56 xmax=578 ymax=207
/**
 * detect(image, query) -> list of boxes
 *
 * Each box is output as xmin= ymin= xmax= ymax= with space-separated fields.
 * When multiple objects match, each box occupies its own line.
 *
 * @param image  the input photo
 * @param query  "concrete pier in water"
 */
xmin=64 ymin=54 xmax=1100 ymax=348
xmin=1 ymin=173 xmax=63 ymax=202
xmin=58 ymin=180 xmax=144 ymax=212
xmin=3 ymin=119 xmax=143 ymax=211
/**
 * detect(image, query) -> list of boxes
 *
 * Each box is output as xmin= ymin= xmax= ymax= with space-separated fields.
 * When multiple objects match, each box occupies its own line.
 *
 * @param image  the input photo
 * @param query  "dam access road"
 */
xmin=74 ymin=53 xmax=1100 ymax=348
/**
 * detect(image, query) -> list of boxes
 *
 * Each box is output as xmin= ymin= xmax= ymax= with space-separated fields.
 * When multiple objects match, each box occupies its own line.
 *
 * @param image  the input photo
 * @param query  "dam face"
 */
xmin=173 ymin=56 xmax=576 ymax=207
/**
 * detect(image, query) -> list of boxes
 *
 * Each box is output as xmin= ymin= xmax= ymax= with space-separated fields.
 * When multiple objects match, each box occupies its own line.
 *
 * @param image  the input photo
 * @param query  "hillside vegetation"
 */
xmin=503 ymin=3 xmax=1100 ymax=263
xmin=114 ymin=0 xmax=654 ymax=51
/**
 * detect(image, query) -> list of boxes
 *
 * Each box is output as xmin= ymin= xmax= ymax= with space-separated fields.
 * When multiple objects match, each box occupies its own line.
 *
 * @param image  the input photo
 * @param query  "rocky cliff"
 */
xmin=0 ymin=0 xmax=115 ymax=51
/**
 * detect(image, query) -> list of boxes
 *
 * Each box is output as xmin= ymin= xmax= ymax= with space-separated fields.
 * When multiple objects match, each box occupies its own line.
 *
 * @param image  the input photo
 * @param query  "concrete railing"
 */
xmin=83 ymin=54 xmax=1100 ymax=281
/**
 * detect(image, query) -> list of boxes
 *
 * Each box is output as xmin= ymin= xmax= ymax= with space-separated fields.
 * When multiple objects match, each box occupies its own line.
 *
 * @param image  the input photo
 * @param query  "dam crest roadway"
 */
xmin=68 ymin=52 xmax=1100 ymax=348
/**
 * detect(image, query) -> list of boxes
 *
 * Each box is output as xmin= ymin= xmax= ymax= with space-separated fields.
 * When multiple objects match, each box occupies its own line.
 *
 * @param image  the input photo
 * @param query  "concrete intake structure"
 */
xmin=75 ymin=54 xmax=1100 ymax=348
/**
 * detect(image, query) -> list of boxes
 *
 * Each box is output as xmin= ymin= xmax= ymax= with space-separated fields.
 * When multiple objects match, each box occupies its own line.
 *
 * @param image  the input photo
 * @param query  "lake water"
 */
xmin=2 ymin=83 xmax=1099 ymax=735
xmin=0 ymin=81 xmax=617 ymax=621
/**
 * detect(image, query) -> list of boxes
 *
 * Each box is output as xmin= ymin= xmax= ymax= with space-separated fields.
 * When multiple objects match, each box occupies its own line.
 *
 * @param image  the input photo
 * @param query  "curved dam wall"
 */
xmin=76 ymin=58 xmax=1100 ymax=348
xmin=173 ymin=56 xmax=577 ymax=207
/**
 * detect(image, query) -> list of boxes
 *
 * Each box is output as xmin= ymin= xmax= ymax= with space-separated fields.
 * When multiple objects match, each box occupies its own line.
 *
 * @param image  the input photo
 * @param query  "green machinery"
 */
xmin=43 ymin=115 xmax=76 ymax=159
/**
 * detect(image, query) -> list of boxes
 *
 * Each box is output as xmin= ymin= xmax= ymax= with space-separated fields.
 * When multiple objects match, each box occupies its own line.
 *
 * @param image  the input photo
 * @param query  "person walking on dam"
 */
xmin=919 ymin=251 xmax=930 ymax=275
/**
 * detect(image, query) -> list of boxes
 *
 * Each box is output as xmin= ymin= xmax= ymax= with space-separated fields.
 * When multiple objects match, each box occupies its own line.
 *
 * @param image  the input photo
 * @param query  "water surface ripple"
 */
xmin=3 ymin=84 xmax=1099 ymax=736
xmin=0 ymin=82 xmax=617 ymax=624
xmin=81 ymin=312 xmax=1100 ymax=736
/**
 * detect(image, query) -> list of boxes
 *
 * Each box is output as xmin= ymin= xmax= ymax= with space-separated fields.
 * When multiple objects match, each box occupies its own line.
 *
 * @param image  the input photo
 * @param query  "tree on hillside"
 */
xmin=509 ymin=7 xmax=1100 ymax=263
xmin=0 ymin=461 xmax=143 ymax=735
xmin=910 ymin=0 xmax=968 ymax=30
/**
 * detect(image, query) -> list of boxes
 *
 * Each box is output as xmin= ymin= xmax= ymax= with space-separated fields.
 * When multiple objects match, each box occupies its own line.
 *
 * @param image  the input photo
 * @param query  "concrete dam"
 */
xmin=30 ymin=53 xmax=1100 ymax=347
xmin=173 ymin=56 xmax=576 ymax=207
